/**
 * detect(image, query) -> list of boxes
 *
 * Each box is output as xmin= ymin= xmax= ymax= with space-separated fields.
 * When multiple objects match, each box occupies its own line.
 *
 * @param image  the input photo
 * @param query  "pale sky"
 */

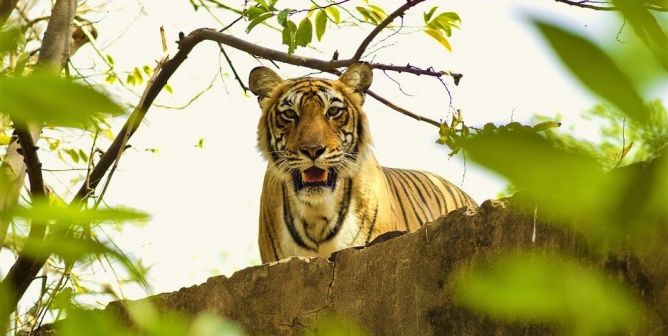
xmin=2 ymin=0 xmax=629 ymax=306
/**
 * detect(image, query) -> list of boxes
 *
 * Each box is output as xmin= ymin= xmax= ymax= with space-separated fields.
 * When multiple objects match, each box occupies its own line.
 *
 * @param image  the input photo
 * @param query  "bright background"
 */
xmin=2 ymin=0 xmax=625 ymax=302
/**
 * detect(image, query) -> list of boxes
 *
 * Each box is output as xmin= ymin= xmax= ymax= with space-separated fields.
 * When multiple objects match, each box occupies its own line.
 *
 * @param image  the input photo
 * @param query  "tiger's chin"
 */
xmin=292 ymin=167 xmax=338 ymax=195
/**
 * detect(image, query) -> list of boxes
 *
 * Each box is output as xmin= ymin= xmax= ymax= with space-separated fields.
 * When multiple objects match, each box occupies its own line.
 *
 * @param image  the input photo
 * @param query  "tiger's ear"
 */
xmin=338 ymin=63 xmax=373 ymax=94
xmin=249 ymin=66 xmax=284 ymax=99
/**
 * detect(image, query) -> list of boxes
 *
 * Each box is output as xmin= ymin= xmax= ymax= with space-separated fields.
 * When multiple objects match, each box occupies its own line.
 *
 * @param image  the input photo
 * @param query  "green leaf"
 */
xmin=164 ymin=84 xmax=173 ymax=94
xmin=534 ymin=20 xmax=648 ymax=124
xmin=14 ymin=51 xmax=30 ymax=75
xmin=281 ymin=20 xmax=297 ymax=54
xmin=78 ymin=149 xmax=89 ymax=163
xmin=126 ymin=73 xmax=135 ymax=86
xmin=143 ymin=65 xmax=153 ymax=76
xmin=64 ymin=148 xmax=80 ymax=163
xmin=12 ymin=201 xmax=150 ymax=226
xmin=315 ymin=10 xmax=328 ymax=41
xmin=462 ymin=132 xmax=637 ymax=239
xmin=0 ymin=72 xmax=123 ymax=127
xmin=105 ymin=73 xmax=117 ymax=85
xmin=255 ymin=0 xmax=271 ymax=11
xmin=453 ymin=252 xmax=643 ymax=335
xmin=532 ymin=120 xmax=562 ymax=132
xmin=52 ymin=287 xmax=73 ymax=310
xmin=424 ymin=6 xmax=438 ymax=23
xmin=246 ymin=6 xmax=267 ymax=21
xmin=356 ymin=7 xmax=375 ymax=23
xmin=277 ymin=8 xmax=291 ymax=26
xmin=307 ymin=5 xmax=318 ymax=18
xmin=106 ymin=54 xmax=114 ymax=66
xmin=0 ymin=27 xmax=21 ymax=54
xmin=247 ymin=12 xmax=275 ymax=33
xmin=133 ymin=67 xmax=144 ymax=85
xmin=613 ymin=0 xmax=668 ymax=70
xmin=435 ymin=12 xmax=461 ymax=24
xmin=325 ymin=6 xmax=340 ymax=24
xmin=424 ymin=28 xmax=452 ymax=52
xmin=368 ymin=5 xmax=387 ymax=19
xmin=295 ymin=17 xmax=313 ymax=47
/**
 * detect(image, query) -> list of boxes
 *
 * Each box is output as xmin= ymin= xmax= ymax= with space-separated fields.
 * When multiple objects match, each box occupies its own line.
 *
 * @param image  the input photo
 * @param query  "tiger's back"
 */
xmin=381 ymin=167 xmax=476 ymax=232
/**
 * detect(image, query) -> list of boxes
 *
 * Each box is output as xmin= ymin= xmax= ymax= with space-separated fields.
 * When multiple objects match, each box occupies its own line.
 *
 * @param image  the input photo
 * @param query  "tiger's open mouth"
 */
xmin=293 ymin=167 xmax=337 ymax=191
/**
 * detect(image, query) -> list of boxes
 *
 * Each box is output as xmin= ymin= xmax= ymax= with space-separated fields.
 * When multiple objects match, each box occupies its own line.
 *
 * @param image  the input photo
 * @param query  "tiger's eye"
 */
xmin=327 ymin=107 xmax=343 ymax=119
xmin=281 ymin=109 xmax=297 ymax=120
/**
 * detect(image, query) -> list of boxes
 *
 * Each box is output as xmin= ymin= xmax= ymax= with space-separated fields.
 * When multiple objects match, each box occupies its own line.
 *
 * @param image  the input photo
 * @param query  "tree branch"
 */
xmin=0 ymin=0 xmax=78 ymax=325
xmin=352 ymin=0 xmax=427 ymax=60
xmin=0 ymin=0 xmax=19 ymax=28
xmin=552 ymin=0 xmax=668 ymax=12
xmin=0 ymin=0 xmax=86 ymax=251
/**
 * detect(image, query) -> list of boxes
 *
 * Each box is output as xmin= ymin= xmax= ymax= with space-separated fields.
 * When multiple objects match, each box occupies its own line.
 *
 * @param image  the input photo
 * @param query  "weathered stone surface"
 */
xmin=40 ymin=197 xmax=668 ymax=335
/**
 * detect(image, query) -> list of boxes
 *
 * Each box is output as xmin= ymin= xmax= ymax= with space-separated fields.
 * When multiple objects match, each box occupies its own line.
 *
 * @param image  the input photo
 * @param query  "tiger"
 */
xmin=248 ymin=63 xmax=477 ymax=263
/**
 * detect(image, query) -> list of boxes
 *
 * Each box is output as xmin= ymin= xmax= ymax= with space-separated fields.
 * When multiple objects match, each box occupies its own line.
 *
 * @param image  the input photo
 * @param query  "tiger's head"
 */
xmin=249 ymin=63 xmax=373 ymax=200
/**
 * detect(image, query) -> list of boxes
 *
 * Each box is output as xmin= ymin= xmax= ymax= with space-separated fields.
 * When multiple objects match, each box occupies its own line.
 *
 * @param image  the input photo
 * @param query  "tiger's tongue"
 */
xmin=302 ymin=167 xmax=327 ymax=183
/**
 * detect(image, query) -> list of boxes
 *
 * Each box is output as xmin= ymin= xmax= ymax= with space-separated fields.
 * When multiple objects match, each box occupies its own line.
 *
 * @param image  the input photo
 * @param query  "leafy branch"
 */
xmin=436 ymin=110 xmax=562 ymax=157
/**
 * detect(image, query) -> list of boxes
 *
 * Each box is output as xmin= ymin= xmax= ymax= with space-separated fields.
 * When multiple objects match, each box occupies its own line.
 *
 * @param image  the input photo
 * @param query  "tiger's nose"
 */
xmin=299 ymin=145 xmax=326 ymax=160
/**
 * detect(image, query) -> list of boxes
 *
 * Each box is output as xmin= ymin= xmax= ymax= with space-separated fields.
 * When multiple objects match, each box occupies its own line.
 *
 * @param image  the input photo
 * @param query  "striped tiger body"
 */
xmin=249 ymin=63 xmax=477 ymax=263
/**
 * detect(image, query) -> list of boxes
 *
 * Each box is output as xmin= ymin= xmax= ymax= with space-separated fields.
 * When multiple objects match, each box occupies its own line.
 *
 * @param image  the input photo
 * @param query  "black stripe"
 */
xmin=437 ymin=176 xmax=461 ymax=209
xmin=388 ymin=168 xmax=426 ymax=225
xmin=301 ymin=218 xmax=319 ymax=245
xmin=282 ymin=184 xmax=316 ymax=251
xmin=314 ymin=84 xmax=331 ymax=92
xmin=383 ymin=168 xmax=410 ymax=231
xmin=415 ymin=171 xmax=445 ymax=215
xmin=266 ymin=107 xmax=279 ymax=162
xmin=392 ymin=169 xmax=429 ymax=224
xmin=398 ymin=169 xmax=436 ymax=222
xmin=350 ymin=107 xmax=362 ymax=157
xmin=262 ymin=206 xmax=280 ymax=261
xmin=320 ymin=178 xmax=353 ymax=243
xmin=394 ymin=169 xmax=433 ymax=226
xmin=364 ymin=203 xmax=380 ymax=245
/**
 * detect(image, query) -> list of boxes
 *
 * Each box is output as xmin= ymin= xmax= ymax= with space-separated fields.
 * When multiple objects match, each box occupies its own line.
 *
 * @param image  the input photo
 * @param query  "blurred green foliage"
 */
xmin=2 ymin=0 xmax=666 ymax=335
xmin=453 ymin=252 xmax=643 ymax=335
xmin=445 ymin=6 xmax=668 ymax=336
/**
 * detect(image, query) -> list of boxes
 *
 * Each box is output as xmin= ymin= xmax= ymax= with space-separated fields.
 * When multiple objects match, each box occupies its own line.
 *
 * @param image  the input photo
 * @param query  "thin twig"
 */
xmin=366 ymin=90 xmax=440 ymax=127
xmin=292 ymin=0 xmax=351 ymax=14
xmin=352 ymin=0 xmax=427 ymax=60
xmin=552 ymin=0 xmax=668 ymax=11
xmin=613 ymin=117 xmax=626 ymax=169
xmin=383 ymin=70 xmax=415 ymax=97
xmin=219 ymin=44 xmax=248 ymax=92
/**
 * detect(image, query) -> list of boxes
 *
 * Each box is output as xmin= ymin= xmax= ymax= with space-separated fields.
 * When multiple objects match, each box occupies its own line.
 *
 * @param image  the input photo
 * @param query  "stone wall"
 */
xmin=39 ymin=198 xmax=668 ymax=335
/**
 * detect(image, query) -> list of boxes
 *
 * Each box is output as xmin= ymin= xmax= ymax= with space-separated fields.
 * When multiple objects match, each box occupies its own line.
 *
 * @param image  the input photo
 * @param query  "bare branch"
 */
xmin=552 ymin=0 xmax=668 ymax=12
xmin=352 ymin=0 xmax=427 ymax=60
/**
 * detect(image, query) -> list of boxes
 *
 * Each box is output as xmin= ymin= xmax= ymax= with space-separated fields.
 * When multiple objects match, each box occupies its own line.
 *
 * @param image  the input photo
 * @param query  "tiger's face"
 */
xmin=249 ymin=64 xmax=373 ymax=201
